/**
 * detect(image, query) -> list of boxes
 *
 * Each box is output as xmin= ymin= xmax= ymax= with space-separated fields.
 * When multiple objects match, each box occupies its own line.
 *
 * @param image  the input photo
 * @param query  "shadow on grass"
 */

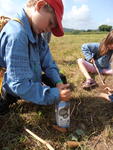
xmin=0 ymin=96 xmax=112 ymax=150
xmin=0 ymin=101 xmax=61 ymax=149
xmin=70 ymin=96 xmax=113 ymax=140
xmin=0 ymin=110 xmax=26 ymax=149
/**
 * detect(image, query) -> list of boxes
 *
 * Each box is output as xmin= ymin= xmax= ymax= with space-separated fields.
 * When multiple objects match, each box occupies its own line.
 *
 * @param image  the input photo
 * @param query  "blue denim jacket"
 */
xmin=81 ymin=43 xmax=113 ymax=72
xmin=0 ymin=9 xmax=61 ymax=105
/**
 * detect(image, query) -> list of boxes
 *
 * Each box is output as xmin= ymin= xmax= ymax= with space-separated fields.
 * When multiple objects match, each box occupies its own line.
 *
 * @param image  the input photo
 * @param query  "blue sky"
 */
xmin=0 ymin=0 xmax=113 ymax=30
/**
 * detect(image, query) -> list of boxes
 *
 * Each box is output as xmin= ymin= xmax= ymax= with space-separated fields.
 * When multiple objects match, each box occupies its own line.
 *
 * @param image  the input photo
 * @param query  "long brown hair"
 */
xmin=99 ymin=30 xmax=113 ymax=56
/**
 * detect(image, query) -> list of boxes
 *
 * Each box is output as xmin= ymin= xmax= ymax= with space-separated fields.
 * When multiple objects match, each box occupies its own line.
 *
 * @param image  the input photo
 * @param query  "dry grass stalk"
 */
xmin=24 ymin=127 xmax=55 ymax=150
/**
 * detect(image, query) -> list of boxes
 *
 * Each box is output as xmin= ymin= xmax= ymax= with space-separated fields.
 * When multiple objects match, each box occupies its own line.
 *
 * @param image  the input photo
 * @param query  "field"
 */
xmin=0 ymin=33 xmax=113 ymax=150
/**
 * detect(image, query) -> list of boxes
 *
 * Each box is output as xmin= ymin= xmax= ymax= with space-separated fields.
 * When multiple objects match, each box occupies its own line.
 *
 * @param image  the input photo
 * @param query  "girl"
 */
xmin=77 ymin=31 xmax=113 ymax=89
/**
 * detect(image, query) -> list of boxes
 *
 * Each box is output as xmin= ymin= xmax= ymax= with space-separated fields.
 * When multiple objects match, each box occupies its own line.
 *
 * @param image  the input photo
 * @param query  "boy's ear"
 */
xmin=35 ymin=0 xmax=47 ymax=11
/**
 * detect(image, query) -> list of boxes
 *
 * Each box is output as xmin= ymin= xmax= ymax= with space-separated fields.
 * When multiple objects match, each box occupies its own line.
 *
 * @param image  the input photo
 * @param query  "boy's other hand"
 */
xmin=56 ymin=83 xmax=72 ymax=101
xmin=59 ymin=89 xmax=72 ymax=101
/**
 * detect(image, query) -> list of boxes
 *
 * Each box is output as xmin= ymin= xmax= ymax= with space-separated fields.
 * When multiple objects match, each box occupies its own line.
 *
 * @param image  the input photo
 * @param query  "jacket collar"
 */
xmin=16 ymin=8 xmax=36 ymax=44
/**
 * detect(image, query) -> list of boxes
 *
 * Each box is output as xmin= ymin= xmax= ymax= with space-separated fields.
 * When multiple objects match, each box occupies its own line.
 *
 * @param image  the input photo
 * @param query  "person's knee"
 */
xmin=77 ymin=58 xmax=84 ymax=65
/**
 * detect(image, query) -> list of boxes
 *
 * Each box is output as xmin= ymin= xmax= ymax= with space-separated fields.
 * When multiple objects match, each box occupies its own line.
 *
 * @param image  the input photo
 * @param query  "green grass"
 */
xmin=0 ymin=33 xmax=113 ymax=150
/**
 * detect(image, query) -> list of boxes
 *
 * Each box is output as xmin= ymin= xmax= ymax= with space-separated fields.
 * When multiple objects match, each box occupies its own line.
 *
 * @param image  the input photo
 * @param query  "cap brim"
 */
xmin=52 ymin=12 xmax=64 ymax=37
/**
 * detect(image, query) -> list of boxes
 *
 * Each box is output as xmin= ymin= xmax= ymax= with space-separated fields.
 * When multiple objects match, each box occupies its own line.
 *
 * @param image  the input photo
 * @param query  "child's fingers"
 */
xmin=104 ymin=87 xmax=113 ymax=93
xmin=63 ymin=89 xmax=71 ymax=93
xmin=60 ymin=89 xmax=72 ymax=101
xmin=99 ymin=93 xmax=111 ymax=102
xmin=105 ymin=87 xmax=110 ymax=90
xmin=57 ymin=84 xmax=70 ymax=90
xmin=62 ymin=84 xmax=70 ymax=89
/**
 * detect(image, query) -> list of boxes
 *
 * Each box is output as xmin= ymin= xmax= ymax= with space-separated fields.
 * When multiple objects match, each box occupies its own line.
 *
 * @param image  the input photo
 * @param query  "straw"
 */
xmin=92 ymin=59 xmax=105 ymax=86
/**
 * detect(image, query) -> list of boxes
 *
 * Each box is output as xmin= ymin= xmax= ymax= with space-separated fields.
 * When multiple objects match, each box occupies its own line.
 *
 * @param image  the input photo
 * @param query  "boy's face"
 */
xmin=31 ymin=4 xmax=57 ymax=34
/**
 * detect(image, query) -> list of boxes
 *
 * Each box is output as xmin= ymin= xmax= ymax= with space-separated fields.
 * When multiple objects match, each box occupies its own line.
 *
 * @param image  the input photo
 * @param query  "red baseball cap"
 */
xmin=45 ymin=0 xmax=64 ymax=37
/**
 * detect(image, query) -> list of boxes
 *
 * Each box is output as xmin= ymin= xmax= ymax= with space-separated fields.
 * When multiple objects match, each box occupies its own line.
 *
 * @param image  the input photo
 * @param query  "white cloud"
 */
xmin=63 ymin=4 xmax=97 ymax=30
xmin=0 ymin=0 xmax=24 ymax=17
xmin=0 ymin=0 xmax=98 ymax=30
xmin=98 ymin=18 xmax=113 ymax=28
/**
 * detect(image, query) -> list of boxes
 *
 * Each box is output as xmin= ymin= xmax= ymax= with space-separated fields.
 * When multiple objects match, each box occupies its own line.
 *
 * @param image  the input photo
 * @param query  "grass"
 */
xmin=0 ymin=33 xmax=113 ymax=150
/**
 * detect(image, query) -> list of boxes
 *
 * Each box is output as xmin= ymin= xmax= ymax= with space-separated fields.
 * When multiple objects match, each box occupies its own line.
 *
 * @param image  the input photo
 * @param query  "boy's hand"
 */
xmin=59 ymin=89 xmax=72 ymax=101
xmin=56 ymin=83 xmax=70 ymax=90
xmin=56 ymin=83 xmax=72 ymax=101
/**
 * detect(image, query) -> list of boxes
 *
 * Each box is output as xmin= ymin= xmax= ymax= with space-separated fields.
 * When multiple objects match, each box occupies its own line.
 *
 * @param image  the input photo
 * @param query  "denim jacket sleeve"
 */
xmin=81 ymin=43 xmax=100 ymax=61
xmin=38 ymin=37 xmax=62 ymax=85
xmin=95 ymin=51 xmax=113 ymax=72
xmin=2 ymin=29 xmax=60 ymax=105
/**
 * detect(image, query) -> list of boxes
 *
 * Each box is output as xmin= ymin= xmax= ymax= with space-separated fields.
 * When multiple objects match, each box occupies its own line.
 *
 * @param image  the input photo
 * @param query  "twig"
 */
xmin=93 ymin=134 xmax=102 ymax=149
xmin=93 ymin=60 xmax=105 ymax=86
xmin=103 ymin=140 xmax=109 ymax=150
xmin=24 ymin=127 xmax=55 ymax=150
xmin=88 ymin=131 xmax=98 ymax=140
xmin=70 ymin=98 xmax=81 ymax=117
xmin=75 ymin=98 xmax=81 ymax=116
xmin=70 ymin=102 xmax=76 ymax=116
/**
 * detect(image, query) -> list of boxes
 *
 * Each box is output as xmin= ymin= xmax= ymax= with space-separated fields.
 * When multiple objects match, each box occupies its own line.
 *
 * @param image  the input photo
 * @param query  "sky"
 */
xmin=0 ymin=0 xmax=113 ymax=30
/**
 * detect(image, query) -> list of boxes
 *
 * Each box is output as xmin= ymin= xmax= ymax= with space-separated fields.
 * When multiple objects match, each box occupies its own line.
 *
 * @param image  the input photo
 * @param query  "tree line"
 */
xmin=98 ymin=25 xmax=112 ymax=32
xmin=64 ymin=24 xmax=113 ymax=34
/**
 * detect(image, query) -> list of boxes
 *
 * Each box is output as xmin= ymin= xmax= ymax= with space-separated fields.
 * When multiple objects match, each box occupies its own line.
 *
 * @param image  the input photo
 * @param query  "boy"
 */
xmin=0 ymin=0 xmax=72 ymax=114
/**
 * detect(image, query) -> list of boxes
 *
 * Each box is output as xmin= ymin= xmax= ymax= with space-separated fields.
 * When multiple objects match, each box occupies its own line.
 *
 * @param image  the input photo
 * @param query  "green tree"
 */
xmin=99 ymin=25 xmax=112 ymax=32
